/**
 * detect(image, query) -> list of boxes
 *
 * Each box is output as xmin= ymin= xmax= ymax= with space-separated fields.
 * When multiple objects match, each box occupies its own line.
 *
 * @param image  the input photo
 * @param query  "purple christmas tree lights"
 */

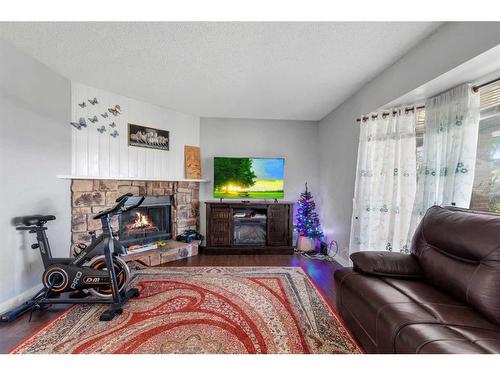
xmin=296 ymin=182 xmax=323 ymax=240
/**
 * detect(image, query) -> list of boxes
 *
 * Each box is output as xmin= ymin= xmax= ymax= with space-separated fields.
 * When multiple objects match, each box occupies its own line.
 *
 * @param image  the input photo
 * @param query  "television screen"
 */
xmin=214 ymin=157 xmax=285 ymax=199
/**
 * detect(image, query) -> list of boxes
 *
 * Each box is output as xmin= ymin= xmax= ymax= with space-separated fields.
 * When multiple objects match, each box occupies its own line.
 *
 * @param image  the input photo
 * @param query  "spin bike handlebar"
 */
xmin=93 ymin=193 xmax=145 ymax=220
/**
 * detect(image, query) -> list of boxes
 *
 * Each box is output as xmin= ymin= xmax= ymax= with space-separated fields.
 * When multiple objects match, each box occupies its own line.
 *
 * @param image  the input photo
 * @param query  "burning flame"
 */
xmin=126 ymin=212 xmax=159 ymax=232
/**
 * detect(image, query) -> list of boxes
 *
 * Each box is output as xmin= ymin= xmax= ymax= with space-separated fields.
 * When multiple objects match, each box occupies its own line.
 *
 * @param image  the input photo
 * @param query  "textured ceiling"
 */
xmin=0 ymin=22 xmax=442 ymax=120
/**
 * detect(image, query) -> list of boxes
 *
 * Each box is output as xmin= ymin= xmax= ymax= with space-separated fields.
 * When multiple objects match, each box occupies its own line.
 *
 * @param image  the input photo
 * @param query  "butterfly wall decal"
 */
xmin=78 ymin=102 xmax=87 ymax=108
xmin=109 ymin=122 xmax=116 ymax=128
xmin=88 ymin=97 xmax=98 ymax=105
xmin=108 ymin=105 xmax=121 ymax=116
xmin=101 ymin=112 xmax=109 ymax=118
xmin=88 ymin=115 xmax=98 ymax=123
xmin=97 ymin=125 xmax=106 ymax=133
xmin=110 ymin=130 xmax=119 ymax=138
xmin=70 ymin=117 xmax=87 ymax=130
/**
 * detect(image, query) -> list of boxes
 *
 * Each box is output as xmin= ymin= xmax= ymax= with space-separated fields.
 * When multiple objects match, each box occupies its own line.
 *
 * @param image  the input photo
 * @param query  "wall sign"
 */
xmin=128 ymin=123 xmax=170 ymax=151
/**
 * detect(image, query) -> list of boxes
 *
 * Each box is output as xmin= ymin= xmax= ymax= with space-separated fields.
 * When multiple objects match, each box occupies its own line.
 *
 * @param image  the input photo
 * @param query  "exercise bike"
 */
xmin=0 ymin=193 xmax=144 ymax=322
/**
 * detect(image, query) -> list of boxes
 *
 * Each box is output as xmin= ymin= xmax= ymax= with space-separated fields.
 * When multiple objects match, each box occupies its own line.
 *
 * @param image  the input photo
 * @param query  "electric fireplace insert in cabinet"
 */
xmin=205 ymin=201 xmax=293 ymax=254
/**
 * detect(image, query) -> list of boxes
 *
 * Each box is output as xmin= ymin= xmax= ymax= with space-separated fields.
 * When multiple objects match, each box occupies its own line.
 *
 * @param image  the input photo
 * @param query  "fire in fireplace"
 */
xmin=119 ymin=195 xmax=172 ymax=248
xmin=125 ymin=211 xmax=160 ymax=234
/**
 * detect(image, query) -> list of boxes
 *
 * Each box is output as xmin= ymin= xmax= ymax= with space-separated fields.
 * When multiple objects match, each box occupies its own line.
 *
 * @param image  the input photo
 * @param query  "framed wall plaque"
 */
xmin=128 ymin=123 xmax=169 ymax=151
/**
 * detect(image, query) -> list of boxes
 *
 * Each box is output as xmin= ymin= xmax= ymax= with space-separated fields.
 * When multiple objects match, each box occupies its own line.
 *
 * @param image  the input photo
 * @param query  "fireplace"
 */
xmin=233 ymin=208 xmax=267 ymax=246
xmin=70 ymin=179 xmax=200 ymax=250
xmin=118 ymin=195 xmax=172 ymax=248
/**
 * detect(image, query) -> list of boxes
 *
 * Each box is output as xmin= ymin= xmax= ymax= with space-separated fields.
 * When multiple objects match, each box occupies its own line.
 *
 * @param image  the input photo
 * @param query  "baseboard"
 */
xmin=0 ymin=283 xmax=43 ymax=314
xmin=333 ymin=252 xmax=350 ymax=267
xmin=202 ymin=246 xmax=294 ymax=255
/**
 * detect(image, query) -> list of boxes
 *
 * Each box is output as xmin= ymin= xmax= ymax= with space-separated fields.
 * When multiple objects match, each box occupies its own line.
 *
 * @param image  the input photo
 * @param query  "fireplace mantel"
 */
xmin=57 ymin=175 xmax=209 ymax=183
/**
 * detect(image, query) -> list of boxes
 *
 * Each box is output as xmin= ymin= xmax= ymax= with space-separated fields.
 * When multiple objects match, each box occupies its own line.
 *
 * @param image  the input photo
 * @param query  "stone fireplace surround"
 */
xmin=71 ymin=179 xmax=200 ymax=251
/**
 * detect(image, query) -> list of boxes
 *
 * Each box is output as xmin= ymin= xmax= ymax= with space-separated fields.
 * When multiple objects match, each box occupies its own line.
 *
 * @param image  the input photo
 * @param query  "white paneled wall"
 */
xmin=71 ymin=82 xmax=200 ymax=180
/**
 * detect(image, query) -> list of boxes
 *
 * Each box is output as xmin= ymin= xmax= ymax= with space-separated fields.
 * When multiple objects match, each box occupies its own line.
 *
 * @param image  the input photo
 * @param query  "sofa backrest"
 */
xmin=411 ymin=206 xmax=500 ymax=325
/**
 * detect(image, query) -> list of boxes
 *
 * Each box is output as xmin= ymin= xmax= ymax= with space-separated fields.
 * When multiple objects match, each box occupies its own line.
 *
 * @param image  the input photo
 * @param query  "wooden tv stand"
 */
xmin=204 ymin=201 xmax=294 ymax=254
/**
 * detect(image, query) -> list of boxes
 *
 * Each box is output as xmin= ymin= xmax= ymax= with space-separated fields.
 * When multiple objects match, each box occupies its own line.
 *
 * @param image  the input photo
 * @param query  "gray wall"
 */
xmin=318 ymin=22 xmax=500 ymax=265
xmin=0 ymin=40 xmax=71 ymax=311
xmin=199 ymin=118 xmax=319 ymax=239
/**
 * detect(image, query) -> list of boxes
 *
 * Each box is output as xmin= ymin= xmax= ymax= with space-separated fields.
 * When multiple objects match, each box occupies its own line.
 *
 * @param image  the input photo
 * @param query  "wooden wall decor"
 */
xmin=184 ymin=145 xmax=202 ymax=179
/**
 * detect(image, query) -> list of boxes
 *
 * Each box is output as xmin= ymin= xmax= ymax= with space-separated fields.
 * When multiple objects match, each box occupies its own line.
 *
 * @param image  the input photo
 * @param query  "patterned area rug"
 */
xmin=11 ymin=267 xmax=361 ymax=354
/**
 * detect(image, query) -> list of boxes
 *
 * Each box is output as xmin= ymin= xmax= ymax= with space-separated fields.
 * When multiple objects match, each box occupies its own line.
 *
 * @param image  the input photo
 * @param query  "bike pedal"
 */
xmin=28 ymin=308 xmax=35 ymax=322
xmin=127 ymin=288 xmax=140 ymax=298
xmin=99 ymin=311 xmax=114 ymax=321
xmin=99 ymin=314 xmax=111 ymax=321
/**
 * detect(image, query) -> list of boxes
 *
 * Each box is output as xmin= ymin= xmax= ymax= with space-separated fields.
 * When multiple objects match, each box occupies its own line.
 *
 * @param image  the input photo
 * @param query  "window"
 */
xmin=470 ymin=83 xmax=500 ymax=212
xmin=416 ymin=83 xmax=500 ymax=212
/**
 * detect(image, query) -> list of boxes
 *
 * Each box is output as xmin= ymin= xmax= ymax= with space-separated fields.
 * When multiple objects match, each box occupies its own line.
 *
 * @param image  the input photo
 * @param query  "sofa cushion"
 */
xmin=334 ymin=268 xmax=439 ymax=353
xmin=350 ymin=251 xmax=423 ymax=278
xmin=396 ymin=324 xmax=500 ymax=354
xmin=411 ymin=206 xmax=500 ymax=325
xmin=381 ymin=277 xmax=499 ymax=331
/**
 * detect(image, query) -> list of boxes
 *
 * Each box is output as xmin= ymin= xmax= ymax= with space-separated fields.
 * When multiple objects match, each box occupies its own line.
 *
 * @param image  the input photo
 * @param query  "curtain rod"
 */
xmin=356 ymin=105 xmax=425 ymax=122
xmin=472 ymin=76 xmax=500 ymax=92
xmin=356 ymin=76 xmax=500 ymax=123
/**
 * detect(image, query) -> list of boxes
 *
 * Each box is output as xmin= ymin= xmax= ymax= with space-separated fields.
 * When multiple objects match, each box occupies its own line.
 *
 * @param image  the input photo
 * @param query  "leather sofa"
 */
xmin=334 ymin=206 xmax=500 ymax=353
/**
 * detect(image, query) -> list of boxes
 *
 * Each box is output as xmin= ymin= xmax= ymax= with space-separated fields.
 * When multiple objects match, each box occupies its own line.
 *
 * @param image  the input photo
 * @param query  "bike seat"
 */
xmin=19 ymin=215 xmax=56 ymax=226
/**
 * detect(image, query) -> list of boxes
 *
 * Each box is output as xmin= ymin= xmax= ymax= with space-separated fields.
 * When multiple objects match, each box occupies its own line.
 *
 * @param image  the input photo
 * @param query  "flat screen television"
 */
xmin=213 ymin=157 xmax=285 ymax=199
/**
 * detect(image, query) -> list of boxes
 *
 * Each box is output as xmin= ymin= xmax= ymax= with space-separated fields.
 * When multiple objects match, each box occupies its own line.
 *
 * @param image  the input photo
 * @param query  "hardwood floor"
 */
xmin=0 ymin=253 xmax=344 ymax=353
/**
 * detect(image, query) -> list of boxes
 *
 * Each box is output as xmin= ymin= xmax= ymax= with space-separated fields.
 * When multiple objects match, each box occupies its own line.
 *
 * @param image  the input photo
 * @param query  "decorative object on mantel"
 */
xmin=88 ymin=115 xmax=98 ymax=123
xmin=101 ymin=112 xmax=109 ymax=118
xmin=108 ymin=105 xmax=121 ymax=116
xmin=128 ymin=123 xmax=169 ymax=151
xmin=296 ymin=182 xmax=323 ymax=252
xmin=184 ymin=145 xmax=201 ymax=179
xmin=70 ymin=117 xmax=87 ymax=130
xmin=78 ymin=101 xmax=86 ymax=108
xmin=97 ymin=125 xmax=106 ymax=133
xmin=110 ymin=130 xmax=119 ymax=138
xmin=88 ymin=97 xmax=98 ymax=105
xmin=109 ymin=121 xmax=116 ymax=128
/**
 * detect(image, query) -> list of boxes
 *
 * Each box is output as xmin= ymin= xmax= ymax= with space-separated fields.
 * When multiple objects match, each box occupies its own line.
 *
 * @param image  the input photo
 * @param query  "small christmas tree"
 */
xmin=296 ymin=182 xmax=323 ymax=240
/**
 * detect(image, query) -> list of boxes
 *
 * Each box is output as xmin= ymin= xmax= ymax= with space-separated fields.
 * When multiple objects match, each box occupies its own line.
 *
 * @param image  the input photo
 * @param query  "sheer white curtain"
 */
xmin=349 ymin=110 xmax=417 ymax=254
xmin=411 ymin=84 xmax=480 ymax=230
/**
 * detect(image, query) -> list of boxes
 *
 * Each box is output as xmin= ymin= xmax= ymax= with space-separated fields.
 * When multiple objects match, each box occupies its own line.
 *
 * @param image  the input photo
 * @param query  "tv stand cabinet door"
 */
xmin=207 ymin=205 xmax=232 ymax=247
xmin=267 ymin=204 xmax=291 ymax=247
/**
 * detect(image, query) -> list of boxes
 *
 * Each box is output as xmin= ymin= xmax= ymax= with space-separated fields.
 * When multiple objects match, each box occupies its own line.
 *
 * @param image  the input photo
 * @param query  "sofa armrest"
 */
xmin=350 ymin=251 xmax=423 ymax=278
